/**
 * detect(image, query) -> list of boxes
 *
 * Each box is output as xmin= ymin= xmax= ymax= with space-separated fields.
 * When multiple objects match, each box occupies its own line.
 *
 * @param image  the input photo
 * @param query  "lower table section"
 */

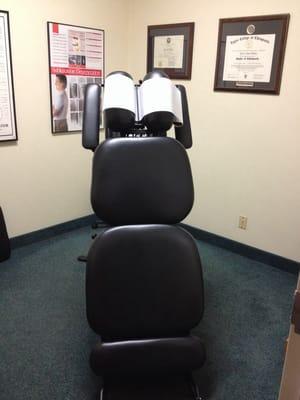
xmin=100 ymin=375 xmax=203 ymax=400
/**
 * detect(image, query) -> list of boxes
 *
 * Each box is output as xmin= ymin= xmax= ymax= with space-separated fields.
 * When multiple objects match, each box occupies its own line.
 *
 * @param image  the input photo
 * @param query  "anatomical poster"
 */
xmin=0 ymin=10 xmax=17 ymax=142
xmin=47 ymin=22 xmax=104 ymax=133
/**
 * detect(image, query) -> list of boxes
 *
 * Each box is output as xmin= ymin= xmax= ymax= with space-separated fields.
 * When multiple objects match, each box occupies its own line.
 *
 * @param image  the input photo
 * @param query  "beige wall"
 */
xmin=127 ymin=0 xmax=300 ymax=262
xmin=0 ymin=0 xmax=129 ymax=238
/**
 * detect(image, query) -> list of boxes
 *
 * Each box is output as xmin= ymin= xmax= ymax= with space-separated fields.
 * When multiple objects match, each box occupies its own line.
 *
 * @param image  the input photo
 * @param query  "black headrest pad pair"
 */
xmin=91 ymin=137 xmax=194 ymax=225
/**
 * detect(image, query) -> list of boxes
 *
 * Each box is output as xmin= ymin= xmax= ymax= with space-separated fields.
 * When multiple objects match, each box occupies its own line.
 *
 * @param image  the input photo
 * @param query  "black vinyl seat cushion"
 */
xmin=91 ymin=137 xmax=194 ymax=226
xmin=90 ymin=336 xmax=206 ymax=376
xmin=86 ymin=224 xmax=204 ymax=341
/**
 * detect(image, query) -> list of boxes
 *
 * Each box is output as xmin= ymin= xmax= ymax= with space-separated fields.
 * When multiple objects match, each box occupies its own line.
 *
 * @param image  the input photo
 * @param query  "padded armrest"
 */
xmin=90 ymin=336 xmax=205 ymax=376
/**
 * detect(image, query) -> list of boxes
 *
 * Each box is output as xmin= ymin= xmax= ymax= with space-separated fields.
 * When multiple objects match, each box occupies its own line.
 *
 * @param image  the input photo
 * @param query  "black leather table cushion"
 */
xmin=90 ymin=336 xmax=206 ymax=376
xmin=91 ymin=137 xmax=194 ymax=225
xmin=86 ymin=224 xmax=204 ymax=341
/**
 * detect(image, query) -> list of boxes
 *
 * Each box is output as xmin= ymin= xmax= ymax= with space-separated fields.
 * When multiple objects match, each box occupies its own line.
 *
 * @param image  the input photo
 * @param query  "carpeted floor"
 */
xmin=0 ymin=226 xmax=297 ymax=400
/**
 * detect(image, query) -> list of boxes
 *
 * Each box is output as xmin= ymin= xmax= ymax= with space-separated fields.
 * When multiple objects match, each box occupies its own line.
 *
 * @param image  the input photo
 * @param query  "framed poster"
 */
xmin=0 ymin=10 xmax=17 ymax=142
xmin=147 ymin=22 xmax=194 ymax=80
xmin=47 ymin=22 xmax=104 ymax=133
xmin=214 ymin=14 xmax=290 ymax=94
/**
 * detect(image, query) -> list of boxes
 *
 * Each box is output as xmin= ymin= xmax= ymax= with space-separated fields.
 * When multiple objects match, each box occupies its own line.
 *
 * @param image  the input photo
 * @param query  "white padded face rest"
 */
xmin=103 ymin=73 xmax=136 ymax=115
xmin=138 ymin=77 xmax=183 ymax=124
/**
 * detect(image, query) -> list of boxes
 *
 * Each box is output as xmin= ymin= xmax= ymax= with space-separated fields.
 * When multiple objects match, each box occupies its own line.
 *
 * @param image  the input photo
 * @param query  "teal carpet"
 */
xmin=0 ymin=226 xmax=297 ymax=399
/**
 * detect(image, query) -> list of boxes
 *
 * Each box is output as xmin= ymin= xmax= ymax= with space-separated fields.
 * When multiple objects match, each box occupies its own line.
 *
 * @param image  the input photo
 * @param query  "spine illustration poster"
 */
xmin=47 ymin=22 xmax=104 ymax=133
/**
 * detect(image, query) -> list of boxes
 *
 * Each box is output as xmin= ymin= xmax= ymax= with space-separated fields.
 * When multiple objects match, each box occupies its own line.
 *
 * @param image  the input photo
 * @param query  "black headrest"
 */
xmin=91 ymin=137 xmax=194 ymax=225
xmin=86 ymin=225 xmax=204 ymax=341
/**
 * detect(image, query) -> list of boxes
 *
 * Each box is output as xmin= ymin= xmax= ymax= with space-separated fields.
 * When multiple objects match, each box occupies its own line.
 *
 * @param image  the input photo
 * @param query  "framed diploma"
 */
xmin=47 ymin=22 xmax=104 ymax=134
xmin=0 ymin=10 xmax=17 ymax=142
xmin=214 ymin=14 xmax=290 ymax=94
xmin=147 ymin=22 xmax=194 ymax=80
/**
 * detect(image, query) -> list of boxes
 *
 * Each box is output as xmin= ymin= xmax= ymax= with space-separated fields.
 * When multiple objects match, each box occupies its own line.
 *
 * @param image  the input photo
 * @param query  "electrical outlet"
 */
xmin=239 ymin=216 xmax=248 ymax=230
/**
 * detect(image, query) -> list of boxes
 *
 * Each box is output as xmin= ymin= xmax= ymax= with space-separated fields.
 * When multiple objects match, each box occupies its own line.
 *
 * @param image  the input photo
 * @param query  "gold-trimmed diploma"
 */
xmin=153 ymin=35 xmax=184 ymax=69
xmin=222 ymin=34 xmax=276 ymax=83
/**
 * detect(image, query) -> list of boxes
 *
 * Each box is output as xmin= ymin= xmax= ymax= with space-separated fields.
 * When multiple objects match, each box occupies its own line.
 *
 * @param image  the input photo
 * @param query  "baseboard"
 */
xmin=10 ymin=217 xmax=299 ymax=274
xmin=11 ymin=214 xmax=95 ymax=249
xmin=181 ymin=223 xmax=299 ymax=275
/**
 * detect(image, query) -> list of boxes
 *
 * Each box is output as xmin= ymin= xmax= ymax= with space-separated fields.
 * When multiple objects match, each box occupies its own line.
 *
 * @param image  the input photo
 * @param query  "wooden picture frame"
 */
xmin=147 ymin=22 xmax=194 ymax=80
xmin=0 ymin=10 xmax=18 ymax=142
xmin=214 ymin=14 xmax=290 ymax=94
